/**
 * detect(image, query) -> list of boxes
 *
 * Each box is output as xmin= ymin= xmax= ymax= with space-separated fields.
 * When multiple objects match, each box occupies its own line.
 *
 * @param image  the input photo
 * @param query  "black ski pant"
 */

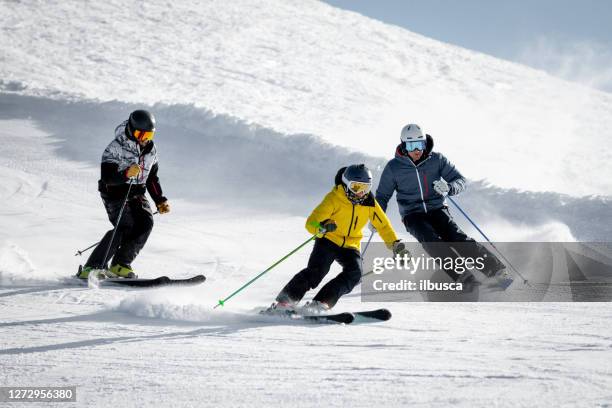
xmin=276 ymin=238 xmax=362 ymax=308
xmin=403 ymin=208 xmax=504 ymax=281
xmin=85 ymin=194 xmax=154 ymax=269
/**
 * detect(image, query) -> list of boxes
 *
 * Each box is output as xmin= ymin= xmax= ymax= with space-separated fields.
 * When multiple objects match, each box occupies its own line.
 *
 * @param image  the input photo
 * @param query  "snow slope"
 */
xmin=3 ymin=290 xmax=611 ymax=407
xmin=2 ymin=0 xmax=612 ymax=196
xmin=1 ymin=94 xmax=611 ymax=408
xmin=1 ymin=1 xmax=612 ymax=407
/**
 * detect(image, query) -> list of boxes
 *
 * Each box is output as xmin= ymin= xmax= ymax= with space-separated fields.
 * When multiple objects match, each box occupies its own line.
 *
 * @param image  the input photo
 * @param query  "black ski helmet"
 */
xmin=127 ymin=110 xmax=156 ymax=139
xmin=341 ymin=164 xmax=372 ymax=204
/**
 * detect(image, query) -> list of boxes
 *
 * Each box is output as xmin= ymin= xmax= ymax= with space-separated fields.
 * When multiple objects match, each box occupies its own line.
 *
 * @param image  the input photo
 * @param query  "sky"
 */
xmin=323 ymin=0 xmax=612 ymax=93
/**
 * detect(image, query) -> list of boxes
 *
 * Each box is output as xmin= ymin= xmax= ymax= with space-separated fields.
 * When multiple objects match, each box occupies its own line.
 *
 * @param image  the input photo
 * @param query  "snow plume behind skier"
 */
xmin=269 ymin=164 xmax=410 ymax=315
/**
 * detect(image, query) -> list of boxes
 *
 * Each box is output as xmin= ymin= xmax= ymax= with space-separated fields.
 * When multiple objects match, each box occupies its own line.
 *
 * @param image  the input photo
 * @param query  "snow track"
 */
xmin=2 ymin=287 xmax=611 ymax=407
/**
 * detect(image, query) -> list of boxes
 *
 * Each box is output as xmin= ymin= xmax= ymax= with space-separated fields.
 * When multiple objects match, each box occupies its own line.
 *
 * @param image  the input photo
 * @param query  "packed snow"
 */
xmin=1 ymin=1 xmax=611 ymax=407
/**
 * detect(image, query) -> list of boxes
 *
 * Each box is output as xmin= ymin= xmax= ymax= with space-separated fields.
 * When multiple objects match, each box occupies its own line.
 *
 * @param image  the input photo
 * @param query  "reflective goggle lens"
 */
xmin=134 ymin=130 xmax=155 ymax=142
xmin=405 ymin=140 xmax=426 ymax=152
xmin=348 ymin=181 xmax=371 ymax=194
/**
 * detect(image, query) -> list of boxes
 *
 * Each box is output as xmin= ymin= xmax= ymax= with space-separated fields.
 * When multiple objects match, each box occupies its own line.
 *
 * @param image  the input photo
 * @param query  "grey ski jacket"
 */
xmin=98 ymin=121 xmax=166 ymax=204
xmin=375 ymin=135 xmax=466 ymax=218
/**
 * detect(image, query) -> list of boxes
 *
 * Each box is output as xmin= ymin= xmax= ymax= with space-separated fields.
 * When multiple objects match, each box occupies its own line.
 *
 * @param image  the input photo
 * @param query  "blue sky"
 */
xmin=323 ymin=0 xmax=612 ymax=92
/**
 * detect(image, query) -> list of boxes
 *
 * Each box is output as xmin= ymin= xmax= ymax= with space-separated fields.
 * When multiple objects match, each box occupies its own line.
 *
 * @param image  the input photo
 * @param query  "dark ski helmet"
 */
xmin=341 ymin=164 xmax=372 ymax=204
xmin=127 ymin=110 xmax=156 ymax=144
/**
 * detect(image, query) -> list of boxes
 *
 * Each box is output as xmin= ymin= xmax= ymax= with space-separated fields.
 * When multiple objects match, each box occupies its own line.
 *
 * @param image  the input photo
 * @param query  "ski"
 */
xmin=295 ymin=309 xmax=390 ymax=324
xmin=75 ymin=274 xmax=206 ymax=288
xmin=258 ymin=307 xmax=354 ymax=324
xmin=353 ymin=308 xmax=392 ymax=322
xmin=259 ymin=308 xmax=391 ymax=324
xmin=298 ymin=312 xmax=355 ymax=324
xmin=497 ymin=276 xmax=514 ymax=290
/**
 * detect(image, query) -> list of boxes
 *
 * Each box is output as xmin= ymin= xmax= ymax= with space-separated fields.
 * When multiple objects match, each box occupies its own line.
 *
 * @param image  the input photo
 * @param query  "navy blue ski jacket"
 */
xmin=375 ymin=135 xmax=466 ymax=217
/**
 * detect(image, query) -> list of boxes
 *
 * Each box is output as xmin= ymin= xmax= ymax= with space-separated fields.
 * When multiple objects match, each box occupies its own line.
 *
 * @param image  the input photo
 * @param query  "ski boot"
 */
xmin=491 ymin=268 xmax=514 ymax=289
xmin=262 ymin=301 xmax=297 ymax=316
xmin=76 ymin=265 xmax=109 ymax=280
xmin=457 ymin=271 xmax=482 ymax=293
xmin=300 ymin=300 xmax=331 ymax=315
xmin=109 ymin=263 xmax=137 ymax=278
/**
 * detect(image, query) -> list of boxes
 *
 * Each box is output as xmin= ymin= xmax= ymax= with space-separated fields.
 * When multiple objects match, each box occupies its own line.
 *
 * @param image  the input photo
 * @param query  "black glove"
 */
xmin=319 ymin=220 xmax=337 ymax=233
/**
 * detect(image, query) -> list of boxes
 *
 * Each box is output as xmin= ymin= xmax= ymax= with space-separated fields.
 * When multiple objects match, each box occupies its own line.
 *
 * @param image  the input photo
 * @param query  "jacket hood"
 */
xmin=395 ymin=134 xmax=434 ymax=161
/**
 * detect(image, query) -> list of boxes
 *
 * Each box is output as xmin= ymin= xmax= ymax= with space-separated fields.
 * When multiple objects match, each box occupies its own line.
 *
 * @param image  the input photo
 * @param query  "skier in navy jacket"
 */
xmin=375 ymin=124 xmax=511 ymax=290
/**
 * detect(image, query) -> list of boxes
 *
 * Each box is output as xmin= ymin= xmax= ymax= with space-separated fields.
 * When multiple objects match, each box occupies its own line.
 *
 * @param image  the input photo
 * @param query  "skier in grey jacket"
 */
xmin=375 ymin=124 xmax=507 ymax=289
xmin=78 ymin=110 xmax=170 ymax=279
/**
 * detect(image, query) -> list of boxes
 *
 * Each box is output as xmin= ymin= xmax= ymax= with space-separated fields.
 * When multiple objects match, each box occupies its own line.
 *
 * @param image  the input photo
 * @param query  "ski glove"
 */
xmin=125 ymin=164 xmax=141 ymax=179
xmin=433 ymin=179 xmax=450 ymax=196
xmin=392 ymin=240 xmax=411 ymax=258
xmin=318 ymin=220 xmax=337 ymax=234
xmin=156 ymin=201 xmax=170 ymax=214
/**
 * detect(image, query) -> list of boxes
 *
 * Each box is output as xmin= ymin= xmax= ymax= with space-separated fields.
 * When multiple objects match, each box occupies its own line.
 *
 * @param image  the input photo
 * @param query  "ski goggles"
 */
xmin=133 ymin=129 xmax=155 ymax=143
xmin=404 ymin=140 xmax=426 ymax=152
xmin=346 ymin=181 xmax=372 ymax=195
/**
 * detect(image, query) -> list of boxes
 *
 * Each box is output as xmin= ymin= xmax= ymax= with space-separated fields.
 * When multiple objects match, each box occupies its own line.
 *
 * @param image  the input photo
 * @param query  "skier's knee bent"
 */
xmin=342 ymin=268 xmax=362 ymax=292
xmin=312 ymin=266 xmax=362 ymax=307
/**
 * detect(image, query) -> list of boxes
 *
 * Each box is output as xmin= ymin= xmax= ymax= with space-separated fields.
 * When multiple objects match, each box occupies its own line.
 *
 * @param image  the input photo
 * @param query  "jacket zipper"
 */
xmin=344 ymin=204 xmax=356 ymax=247
xmin=413 ymin=167 xmax=427 ymax=213
xmin=138 ymin=154 xmax=145 ymax=184
xmin=408 ymin=157 xmax=431 ymax=213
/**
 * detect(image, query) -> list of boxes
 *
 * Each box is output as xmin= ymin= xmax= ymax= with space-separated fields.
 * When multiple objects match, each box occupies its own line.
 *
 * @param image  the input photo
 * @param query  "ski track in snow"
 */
xmin=1 ymin=289 xmax=611 ymax=407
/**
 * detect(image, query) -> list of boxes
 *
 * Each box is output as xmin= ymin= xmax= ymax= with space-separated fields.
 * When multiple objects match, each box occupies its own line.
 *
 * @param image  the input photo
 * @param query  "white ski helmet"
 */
xmin=400 ymin=123 xmax=427 ymax=152
xmin=400 ymin=124 xmax=425 ymax=143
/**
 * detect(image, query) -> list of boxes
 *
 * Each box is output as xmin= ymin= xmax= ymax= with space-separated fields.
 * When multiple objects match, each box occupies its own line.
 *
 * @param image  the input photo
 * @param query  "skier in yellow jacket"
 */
xmin=273 ymin=164 xmax=408 ymax=313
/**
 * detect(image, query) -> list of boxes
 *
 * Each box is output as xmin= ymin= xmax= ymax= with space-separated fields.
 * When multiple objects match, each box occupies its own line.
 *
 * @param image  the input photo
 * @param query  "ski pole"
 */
xmin=75 ymin=241 xmax=100 ymax=256
xmin=361 ymin=269 xmax=375 ymax=279
xmin=101 ymin=178 xmax=135 ymax=268
xmin=214 ymin=234 xmax=318 ymax=309
xmin=447 ymin=196 xmax=530 ymax=285
xmin=362 ymin=231 xmax=374 ymax=258
xmin=360 ymin=230 xmax=375 ymax=271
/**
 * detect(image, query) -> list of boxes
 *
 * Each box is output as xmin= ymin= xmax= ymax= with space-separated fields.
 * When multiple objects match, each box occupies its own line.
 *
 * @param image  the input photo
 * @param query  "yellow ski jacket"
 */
xmin=305 ymin=186 xmax=399 ymax=251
